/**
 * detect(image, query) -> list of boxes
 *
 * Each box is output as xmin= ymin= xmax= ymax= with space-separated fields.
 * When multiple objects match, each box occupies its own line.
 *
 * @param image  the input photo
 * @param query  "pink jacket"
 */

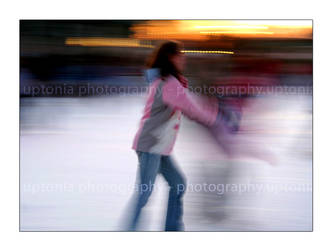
xmin=132 ymin=74 xmax=218 ymax=155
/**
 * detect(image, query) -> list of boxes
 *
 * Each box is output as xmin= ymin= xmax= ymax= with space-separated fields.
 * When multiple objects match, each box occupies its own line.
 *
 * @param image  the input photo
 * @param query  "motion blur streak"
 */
xmin=131 ymin=20 xmax=312 ymax=40
xmin=66 ymin=38 xmax=154 ymax=48
xmin=182 ymin=50 xmax=234 ymax=54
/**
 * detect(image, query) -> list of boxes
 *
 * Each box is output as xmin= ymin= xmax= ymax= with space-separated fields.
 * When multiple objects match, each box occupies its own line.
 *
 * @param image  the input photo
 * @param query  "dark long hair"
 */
xmin=146 ymin=40 xmax=184 ymax=81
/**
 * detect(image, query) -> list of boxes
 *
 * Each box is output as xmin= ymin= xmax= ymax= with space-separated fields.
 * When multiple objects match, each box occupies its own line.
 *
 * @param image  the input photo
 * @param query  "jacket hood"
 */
xmin=144 ymin=68 xmax=161 ymax=85
xmin=144 ymin=68 xmax=188 ymax=88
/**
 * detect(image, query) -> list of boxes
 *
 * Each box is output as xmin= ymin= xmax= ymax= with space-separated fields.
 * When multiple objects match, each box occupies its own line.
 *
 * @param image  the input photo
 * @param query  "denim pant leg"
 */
xmin=160 ymin=156 xmax=187 ymax=231
xmin=128 ymin=151 xmax=162 ymax=231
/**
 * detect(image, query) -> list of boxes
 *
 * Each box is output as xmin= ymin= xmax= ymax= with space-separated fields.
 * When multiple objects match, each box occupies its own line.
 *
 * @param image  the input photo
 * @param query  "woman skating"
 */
xmin=128 ymin=40 xmax=220 ymax=231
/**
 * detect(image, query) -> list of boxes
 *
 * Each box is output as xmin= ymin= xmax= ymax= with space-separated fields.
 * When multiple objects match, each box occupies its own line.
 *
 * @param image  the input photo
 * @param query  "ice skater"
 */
xmin=127 ymin=40 xmax=221 ymax=231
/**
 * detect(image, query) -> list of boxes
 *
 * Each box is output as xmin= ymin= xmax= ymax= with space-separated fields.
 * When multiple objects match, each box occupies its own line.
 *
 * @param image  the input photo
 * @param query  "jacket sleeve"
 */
xmin=162 ymin=76 xmax=219 ymax=127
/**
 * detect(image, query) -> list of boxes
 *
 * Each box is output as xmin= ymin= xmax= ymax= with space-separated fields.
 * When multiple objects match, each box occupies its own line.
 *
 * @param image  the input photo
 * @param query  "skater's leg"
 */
xmin=128 ymin=151 xmax=161 ymax=231
xmin=160 ymin=156 xmax=186 ymax=231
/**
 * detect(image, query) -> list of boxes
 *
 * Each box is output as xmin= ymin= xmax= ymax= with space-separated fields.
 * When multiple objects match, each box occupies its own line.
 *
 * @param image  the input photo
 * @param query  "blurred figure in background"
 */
xmin=127 ymin=41 xmax=221 ymax=231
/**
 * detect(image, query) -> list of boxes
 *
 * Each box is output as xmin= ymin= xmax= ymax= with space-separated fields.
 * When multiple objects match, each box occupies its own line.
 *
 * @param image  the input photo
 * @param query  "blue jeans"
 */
xmin=128 ymin=151 xmax=186 ymax=231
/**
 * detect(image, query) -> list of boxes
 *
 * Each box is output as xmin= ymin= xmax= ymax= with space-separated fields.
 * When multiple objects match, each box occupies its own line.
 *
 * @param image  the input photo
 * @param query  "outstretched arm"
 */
xmin=162 ymin=76 xmax=219 ymax=127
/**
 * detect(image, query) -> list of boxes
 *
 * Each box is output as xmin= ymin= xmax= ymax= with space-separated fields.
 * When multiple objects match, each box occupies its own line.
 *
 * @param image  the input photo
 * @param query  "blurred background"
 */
xmin=20 ymin=20 xmax=312 ymax=231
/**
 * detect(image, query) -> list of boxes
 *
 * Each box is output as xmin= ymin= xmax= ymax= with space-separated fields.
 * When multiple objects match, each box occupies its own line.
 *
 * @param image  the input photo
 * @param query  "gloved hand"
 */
xmin=211 ymin=98 xmax=242 ymax=134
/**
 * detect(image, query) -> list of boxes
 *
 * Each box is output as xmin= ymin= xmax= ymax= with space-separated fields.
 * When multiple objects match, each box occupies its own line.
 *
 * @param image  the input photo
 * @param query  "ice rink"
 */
xmin=20 ymin=94 xmax=312 ymax=231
